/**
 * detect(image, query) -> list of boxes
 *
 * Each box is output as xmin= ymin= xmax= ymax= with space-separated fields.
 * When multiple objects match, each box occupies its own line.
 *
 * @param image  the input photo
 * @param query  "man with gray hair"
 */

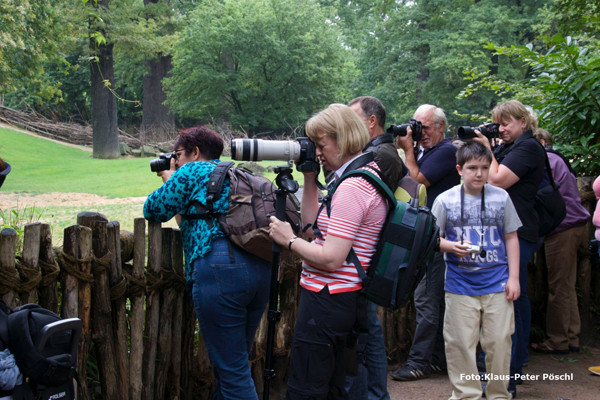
xmin=391 ymin=104 xmax=459 ymax=381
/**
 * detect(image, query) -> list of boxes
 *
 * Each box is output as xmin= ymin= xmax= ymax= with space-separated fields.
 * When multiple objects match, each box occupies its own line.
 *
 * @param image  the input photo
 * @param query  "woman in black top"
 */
xmin=474 ymin=100 xmax=545 ymax=396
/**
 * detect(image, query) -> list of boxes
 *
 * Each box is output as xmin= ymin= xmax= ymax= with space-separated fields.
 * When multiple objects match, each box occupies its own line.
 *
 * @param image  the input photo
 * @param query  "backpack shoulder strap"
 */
xmin=534 ymin=140 xmax=560 ymax=191
xmin=182 ymin=161 xmax=233 ymax=220
xmin=336 ymin=168 xmax=396 ymax=280
xmin=206 ymin=161 xmax=234 ymax=210
xmin=339 ymin=168 xmax=396 ymax=206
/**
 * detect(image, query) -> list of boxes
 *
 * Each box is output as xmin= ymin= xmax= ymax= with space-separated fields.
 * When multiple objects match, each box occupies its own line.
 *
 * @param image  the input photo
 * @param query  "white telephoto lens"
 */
xmin=231 ymin=139 xmax=302 ymax=162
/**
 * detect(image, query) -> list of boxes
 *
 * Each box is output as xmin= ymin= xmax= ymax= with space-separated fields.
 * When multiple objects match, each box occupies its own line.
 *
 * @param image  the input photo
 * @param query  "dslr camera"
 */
xmin=150 ymin=152 xmax=177 ymax=172
xmin=230 ymin=137 xmax=318 ymax=172
xmin=457 ymin=123 xmax=500 ymax=140
xmin=386 ymin=119 xmax=423 ymax=142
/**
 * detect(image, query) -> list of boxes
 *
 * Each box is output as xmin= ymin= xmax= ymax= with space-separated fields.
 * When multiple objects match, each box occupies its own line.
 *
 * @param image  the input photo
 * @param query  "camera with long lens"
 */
xmin=149 ymin=152 xmax=176 ymax=172
xmin=457 ymin=122 xmax=500 ymax=140
xmin=386 ymin=119 xmax=423 ymax=142
xmin=230 ymin=137 xmax=318 ymax=172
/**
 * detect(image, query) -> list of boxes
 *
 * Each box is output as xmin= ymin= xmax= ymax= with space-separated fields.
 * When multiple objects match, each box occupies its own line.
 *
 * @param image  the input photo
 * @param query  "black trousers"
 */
xmin=286 ymin=286 xmax=366 ymax=400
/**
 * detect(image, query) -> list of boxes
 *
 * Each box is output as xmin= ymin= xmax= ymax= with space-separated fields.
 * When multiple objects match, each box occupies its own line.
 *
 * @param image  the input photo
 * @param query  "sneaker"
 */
xmin=390 ymin=365 xmax=431 ymax=381
xmin=430 ymin=363 xmax=447 ymax=374
xmin=589 ymin=365 xmax=600 ymax=376
xmin=508 ymin=384 xmax=517 ymax=398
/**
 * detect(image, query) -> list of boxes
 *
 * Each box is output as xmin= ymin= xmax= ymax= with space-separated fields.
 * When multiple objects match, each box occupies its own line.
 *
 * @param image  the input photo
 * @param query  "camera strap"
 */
xmin=364 ymin=133 xmax=393 ymax=151
xmin=460 ymin=184 xmax=487 ymax=259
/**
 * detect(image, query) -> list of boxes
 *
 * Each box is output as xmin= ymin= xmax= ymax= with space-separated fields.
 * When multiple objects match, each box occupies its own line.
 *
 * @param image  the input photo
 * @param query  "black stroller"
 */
xmin=0 ymin=303 xmax=82 ymax=400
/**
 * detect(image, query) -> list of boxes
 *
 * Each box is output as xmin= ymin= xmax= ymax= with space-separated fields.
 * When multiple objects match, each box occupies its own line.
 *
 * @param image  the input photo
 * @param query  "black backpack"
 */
xmin=0 ymin=302 xmax=81 ymax=400
xmin=183 ymin=161 xmax=301 ymax=261
xmin=317 ymin=166 xmax=439 ymax=309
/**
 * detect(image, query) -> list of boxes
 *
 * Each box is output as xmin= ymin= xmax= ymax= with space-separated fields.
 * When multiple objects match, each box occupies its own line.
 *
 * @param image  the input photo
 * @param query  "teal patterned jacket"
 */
xmin=143 ymin=160 xmax=230 ymax=283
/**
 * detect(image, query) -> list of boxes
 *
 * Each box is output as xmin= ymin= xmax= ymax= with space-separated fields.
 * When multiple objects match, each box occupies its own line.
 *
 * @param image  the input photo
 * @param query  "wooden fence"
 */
xmin=0 ymin=211 xmax=414 ymax=399
xmin=1 ymin=197 xmax=599 ymax=399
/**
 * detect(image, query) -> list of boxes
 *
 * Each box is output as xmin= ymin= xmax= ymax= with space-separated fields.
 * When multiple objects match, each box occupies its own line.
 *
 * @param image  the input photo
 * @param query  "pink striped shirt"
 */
xmin=300 ymin=164 xmax=388 ymax=294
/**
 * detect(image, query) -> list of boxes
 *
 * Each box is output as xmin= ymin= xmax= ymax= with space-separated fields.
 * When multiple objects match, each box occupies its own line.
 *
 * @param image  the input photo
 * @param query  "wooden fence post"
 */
xmin=62 ymin=224 xmax=93 ymax=400
xmin=143 ymin=220 xmax=162 ymax=400
xmin=155 ymin=227 xmax=175 ymax=399
xmin=38 ymin=223 xmax=59 ymax=312
xmin=88 ymin=217 xmax=121 ymax=399
xmin=169 ymin=229 xmax=184 ymax=400
xmin=180 ymin=280 xmax=198 ymax=399
xmin=19 ymin=222 xmax=41 ymax=304
xmin=108 ymin=221 xmax=130 ymax=400
xmin=0 ymin=228 xmax=20 ymax=308
xmin=129 ymin=217 xmax=146 ymax=400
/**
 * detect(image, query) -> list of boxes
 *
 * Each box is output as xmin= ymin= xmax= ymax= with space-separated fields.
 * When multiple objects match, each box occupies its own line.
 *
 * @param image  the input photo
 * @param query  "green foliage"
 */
xmin=164 ymin=0 xmax=350 ymax=135
xmin=0 ymin=0 xmax=78 ymax=101
xmin=459 ymin=35 xmax=600 ymax=176
xmin=0 ymin=205 xmax=43 ymax=255
xmin=347 ymin=0 xmax=548 ymax=129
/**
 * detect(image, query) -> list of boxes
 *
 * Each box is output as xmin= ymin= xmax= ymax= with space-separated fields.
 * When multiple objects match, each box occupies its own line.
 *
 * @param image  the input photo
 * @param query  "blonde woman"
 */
xmin=269 ymin=104 xmax=388 ymax=399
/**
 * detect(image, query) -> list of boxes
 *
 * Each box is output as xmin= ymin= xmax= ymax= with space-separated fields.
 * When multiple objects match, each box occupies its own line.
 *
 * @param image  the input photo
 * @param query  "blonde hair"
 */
xmin=492 ymin=100 xmax=538 ymax=131
xmin=305 ymin=103 xmax=369 ymax=158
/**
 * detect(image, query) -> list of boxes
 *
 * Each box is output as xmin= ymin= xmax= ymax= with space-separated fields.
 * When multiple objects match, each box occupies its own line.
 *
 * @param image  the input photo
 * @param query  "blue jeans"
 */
xmin=406 ymin=251 xmax=446 ymax=370
xmin=191 ymin=238 xmax=270 ymax=400
xmin=509 ymin=238 xmax=536 ymax=389
xmin=345 ymin=301 xmax=390 ymax=400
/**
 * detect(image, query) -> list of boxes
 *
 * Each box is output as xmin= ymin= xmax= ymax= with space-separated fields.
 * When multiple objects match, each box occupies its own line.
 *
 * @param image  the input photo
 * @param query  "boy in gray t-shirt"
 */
xmin=432 ymin=141 xmax=521 ymax=400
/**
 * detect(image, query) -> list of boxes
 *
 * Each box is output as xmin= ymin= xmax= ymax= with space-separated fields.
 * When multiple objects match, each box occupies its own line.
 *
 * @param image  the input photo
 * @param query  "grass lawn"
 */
xmin=0 ymin=126 xmax=306 ymax=245
xmin=0 ymin=126 xmax=304 ymax=196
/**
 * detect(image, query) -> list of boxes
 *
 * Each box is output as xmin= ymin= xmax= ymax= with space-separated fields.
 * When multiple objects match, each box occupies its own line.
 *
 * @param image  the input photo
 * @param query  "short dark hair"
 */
xmin=456 ymin=141 xmax=492 ymax=167
xmin=348 ymin=96 xmax=386 ymax=129
xmin=175 ymin=126 xmax=224 ymax=160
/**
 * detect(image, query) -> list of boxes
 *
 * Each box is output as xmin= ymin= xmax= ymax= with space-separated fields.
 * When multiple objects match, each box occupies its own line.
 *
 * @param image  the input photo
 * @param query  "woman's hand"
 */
xmin=157 ymin=157 xmax=177 ymax=183
xmin=269 ymin=216 xmax=295 ymax=247
xmin=472 ymin=130 xmax=492 ymax=151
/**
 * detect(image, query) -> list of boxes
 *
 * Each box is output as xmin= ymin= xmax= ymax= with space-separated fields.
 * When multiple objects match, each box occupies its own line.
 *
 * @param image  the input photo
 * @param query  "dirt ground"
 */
xmin=386 ymin=345 xmax=600 ymax=400
xmin=0 ymin=192 xmax=146 ymax=209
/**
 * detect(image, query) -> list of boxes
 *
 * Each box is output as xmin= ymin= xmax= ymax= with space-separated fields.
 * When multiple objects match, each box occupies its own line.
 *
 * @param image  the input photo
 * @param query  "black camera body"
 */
xmin=457 ymin=123 xmax=500 ymax=140
xmin=295 ymin=137 xmax=319 ymax=172
xmin=387 ymin=119 xmax=423 ymax=142
xmin=150 ymin=152 xmax=176 ymax=172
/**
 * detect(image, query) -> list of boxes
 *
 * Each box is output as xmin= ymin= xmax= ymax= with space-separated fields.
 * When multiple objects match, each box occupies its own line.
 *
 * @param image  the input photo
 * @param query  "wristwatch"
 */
xmin=288 ymin=236 xmax=299 ymax=251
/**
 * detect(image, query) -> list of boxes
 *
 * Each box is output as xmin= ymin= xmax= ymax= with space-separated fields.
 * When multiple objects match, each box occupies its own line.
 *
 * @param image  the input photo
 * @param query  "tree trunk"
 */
xmin=141 ymin=0 xmax=175 ymax=142
xmin=90 ymin=0 xmax=120 ymax=159
xmin=141 ymin=55 xmax=175 ymax=141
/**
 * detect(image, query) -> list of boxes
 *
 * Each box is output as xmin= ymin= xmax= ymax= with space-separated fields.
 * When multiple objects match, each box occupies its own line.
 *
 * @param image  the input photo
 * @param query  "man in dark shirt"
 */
xmin=391 ymin=104 xmax=460 ymax=381
xmin=346 ymin=95 xmax=405 ymax=400
xmin=349 ymin=96 xmax=406 ymax=190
